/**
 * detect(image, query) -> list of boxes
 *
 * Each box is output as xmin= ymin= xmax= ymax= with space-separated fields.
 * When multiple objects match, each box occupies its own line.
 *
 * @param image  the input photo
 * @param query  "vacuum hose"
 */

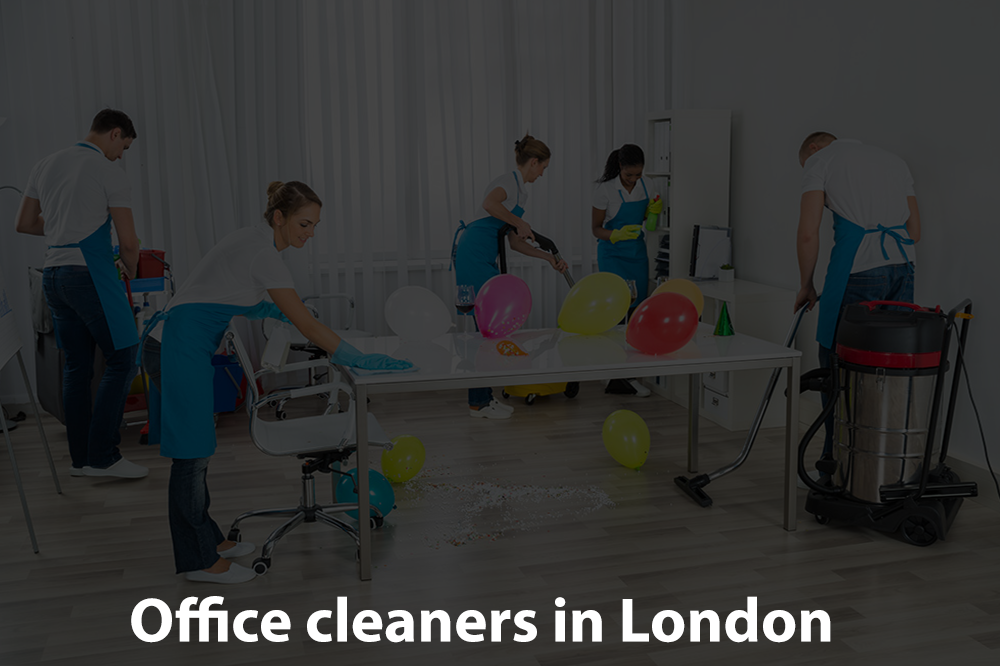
xmin=797 ymin=361 xmax=846 ymax=496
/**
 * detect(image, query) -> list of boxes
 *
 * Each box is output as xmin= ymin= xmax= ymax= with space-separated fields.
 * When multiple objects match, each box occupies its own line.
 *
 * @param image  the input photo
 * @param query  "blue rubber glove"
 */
xmin=332 ymin=340 xmax=413 ymax=371
xmin=244 ymin=300 xmax=290 ymax=323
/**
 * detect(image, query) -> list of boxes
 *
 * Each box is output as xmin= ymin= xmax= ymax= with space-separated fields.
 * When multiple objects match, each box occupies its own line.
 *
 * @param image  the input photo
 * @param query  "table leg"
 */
xmin=687 ymin=373 xmax=700 ymax=474
xmin=783 ymin=357 xmax=800 ymax=531
xmin=355 ymin=384 xmax=371 ymax=580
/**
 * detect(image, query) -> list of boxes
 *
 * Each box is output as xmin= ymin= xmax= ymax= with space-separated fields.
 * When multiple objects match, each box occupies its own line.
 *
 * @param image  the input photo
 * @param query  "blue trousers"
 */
xmin=819 ymin=262 xmax=914 ymax=457
xmin=143 ymin=338 xmax=224 ymax=573
xmin=43 ymin=266 xmax=137 ymax=469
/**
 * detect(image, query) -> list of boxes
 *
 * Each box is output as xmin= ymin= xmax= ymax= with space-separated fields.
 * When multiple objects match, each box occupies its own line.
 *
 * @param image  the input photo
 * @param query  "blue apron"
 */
xmin=451 ymin=171 xmax=525 ymax=297
xmin=47 ymin=142 xmax=139 ymax=351
xmin=141 ymin=302 xmax=257 ymax=459
xmin=597 ymin=179 xmax=650 ymax=304
xmin=816 ymin=212 xmax=914 ymax=348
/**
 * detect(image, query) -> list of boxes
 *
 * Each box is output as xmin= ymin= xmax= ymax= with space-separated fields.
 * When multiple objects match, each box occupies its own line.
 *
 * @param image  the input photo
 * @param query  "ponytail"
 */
xmin=514 ymin=133 xmax=551 ymax=165
xmin=597 ymin=144 xmax=645 ymax=183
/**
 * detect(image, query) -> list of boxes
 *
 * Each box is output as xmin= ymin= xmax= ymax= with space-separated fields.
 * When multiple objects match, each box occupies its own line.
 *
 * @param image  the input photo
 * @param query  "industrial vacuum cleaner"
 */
xmin=496 ymin=224 xmax=580 ymax=405
xmin=798 ymin=299 xmax=978 ymax=546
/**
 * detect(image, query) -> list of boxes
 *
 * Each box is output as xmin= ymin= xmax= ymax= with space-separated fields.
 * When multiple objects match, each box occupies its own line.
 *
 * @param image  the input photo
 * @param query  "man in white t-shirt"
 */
xmin=794 ymin=131 xmax=921 ymax=466
xmin=15 ymin=109 xmax=147 ymax=479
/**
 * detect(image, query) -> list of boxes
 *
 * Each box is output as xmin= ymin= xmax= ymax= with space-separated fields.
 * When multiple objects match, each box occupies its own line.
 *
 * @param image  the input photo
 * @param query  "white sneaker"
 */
xmin=69 ymin=466 xmax=88 ymax=477
xmin=491 ymin=398 xmax=514 ymax=413
xmin=470 ymin=401 xmax=513 ymax=419
xmin=218 ymin=542 xmax=256 ymax=559
xmin=83 ymin=457 xmax=149 ymax=479
xmin=185 ymin=562 xmax=256 ymax=584
xmin=627 ymin=379 xmax=651 ymax=397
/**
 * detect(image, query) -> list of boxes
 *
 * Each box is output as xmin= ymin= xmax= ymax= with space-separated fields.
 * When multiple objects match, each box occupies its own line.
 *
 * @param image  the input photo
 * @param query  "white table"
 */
xmin=340 ymin=324 xmax=801 ymax=580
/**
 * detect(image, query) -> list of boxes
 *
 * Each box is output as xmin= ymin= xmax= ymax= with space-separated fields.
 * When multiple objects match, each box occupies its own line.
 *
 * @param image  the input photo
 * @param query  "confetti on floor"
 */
xmin=395 ymin=475 xmax=616 ymax=549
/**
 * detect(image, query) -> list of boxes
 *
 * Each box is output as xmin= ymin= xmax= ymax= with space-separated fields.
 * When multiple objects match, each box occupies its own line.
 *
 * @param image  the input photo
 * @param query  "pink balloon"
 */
xmin=474 ymin=274 xmax=532 ymax=338
xmin=626 ymin=292 xmax=698 ymax=355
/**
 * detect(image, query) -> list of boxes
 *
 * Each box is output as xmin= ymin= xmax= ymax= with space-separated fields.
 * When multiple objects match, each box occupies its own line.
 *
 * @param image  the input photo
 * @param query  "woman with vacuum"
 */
xmin=141 ymin=181 xmax=412 ymax=584
xmin=452 ymin=134 xmax=568 ymax=419
xmin=592 ymin=143 xmax=651 ymax=396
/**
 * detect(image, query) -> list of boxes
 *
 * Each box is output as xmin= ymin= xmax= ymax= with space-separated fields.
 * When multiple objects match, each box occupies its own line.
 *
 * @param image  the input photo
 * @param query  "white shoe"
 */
xmin=627 ymin=379 xmax=651 ymax=397
xmin=69 ymin=466 xmax=88 ymax=477
xmin=185 ymin=562 xmax=256 ymax=584
xmin=470 ymin=401 xmax=513 ymax=419
xmin=83 ymin=457 xmax=149 ymax=479
xmin=218 ymin=542 xmax=256 ymax=559
xmin=491 ymin=398 xmax=514 ymax=413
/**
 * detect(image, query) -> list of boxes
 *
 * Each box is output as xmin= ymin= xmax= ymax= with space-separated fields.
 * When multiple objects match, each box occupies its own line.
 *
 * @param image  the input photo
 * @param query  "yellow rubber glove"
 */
xmin=646 ymin=195 xmax=663 ymax=215
xmin=610 ymin=224 xmax=642 ymax=244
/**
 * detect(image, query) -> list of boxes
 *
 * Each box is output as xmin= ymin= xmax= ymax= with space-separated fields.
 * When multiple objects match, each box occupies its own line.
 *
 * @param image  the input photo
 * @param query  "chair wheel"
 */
xmin=564 ymin=382 xmax=580 ymax=398
xmin=276 ymin=409 xmax=287 ymax=420
xmin=501 ymin=390 xmax=510 ymax=399
xmin=525 ymin=394 xmax=537 ymax=405
xmin=814 ymin=514 xmax=830 ymax=525
xmin=227 ymin=529 xmax=241 ymax=542
xmin=252 ymin=558 xmax=270 ymax=575
xmin=370 ymin=515 xmax=384 ymax=530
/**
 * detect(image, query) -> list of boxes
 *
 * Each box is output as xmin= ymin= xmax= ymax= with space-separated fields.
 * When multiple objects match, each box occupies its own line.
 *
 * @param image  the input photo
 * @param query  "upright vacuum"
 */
xmin=799 ymin=299 xmax=978 ymax=546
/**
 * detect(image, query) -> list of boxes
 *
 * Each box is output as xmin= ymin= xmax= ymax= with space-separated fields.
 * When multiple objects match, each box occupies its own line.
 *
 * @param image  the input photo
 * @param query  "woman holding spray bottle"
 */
xmin=591 ymin=143 xmax=653 ymax=396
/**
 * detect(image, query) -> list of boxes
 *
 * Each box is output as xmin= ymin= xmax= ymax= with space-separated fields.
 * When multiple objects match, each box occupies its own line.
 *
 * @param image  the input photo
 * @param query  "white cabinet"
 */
xmin=650 ymin=279 xmax=797 ymax=431
xmin=642 ymin=109 xmax=731 ymax=291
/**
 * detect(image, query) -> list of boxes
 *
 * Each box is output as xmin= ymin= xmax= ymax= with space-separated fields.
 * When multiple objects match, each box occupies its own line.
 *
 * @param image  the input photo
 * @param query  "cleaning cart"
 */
xmin=496 ymin=224 xmax=579 ymax=405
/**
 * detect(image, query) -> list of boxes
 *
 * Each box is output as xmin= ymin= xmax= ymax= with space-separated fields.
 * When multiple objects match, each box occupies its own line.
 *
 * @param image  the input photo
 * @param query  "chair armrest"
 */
xmin=252 ymin=380 xmax=353 ymax=410
xmin=302 ymin=293 xmax=356 ymax=331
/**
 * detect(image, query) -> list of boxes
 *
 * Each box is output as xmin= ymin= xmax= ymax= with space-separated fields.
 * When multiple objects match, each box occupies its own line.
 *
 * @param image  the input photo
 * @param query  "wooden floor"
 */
xmin=2 ymin=383 xmax=999 ymax=665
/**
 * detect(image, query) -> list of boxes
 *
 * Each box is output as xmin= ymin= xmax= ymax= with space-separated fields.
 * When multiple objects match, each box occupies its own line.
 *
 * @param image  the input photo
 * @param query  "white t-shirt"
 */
xmin=167 ymin=223 xmax=295 ymax=311
xmin=25 ymin=141 xmax=132 ymax=268
xmin=801 ymin=139 xmax=916 ymax=274
xmin=592 ymin=176 xmax=650 ymax=224
xmin=482 ymin=171 xmax=528 ymax=214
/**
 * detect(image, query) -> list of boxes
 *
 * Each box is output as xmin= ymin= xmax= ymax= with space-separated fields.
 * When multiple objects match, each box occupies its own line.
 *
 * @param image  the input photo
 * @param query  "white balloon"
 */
xmin=384 ymin=286 xmax=453 ymax=341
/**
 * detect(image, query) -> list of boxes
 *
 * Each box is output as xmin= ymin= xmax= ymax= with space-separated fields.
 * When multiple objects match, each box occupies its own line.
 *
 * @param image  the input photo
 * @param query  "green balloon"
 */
xmin=602 ymin=409 xmax=650 ymax=470
xmin=381 ymin=435 xmax=426 ymax=483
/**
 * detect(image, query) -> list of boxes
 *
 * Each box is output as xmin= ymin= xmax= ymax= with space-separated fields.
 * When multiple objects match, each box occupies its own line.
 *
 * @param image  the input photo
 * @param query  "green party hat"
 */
xmin=714 ymin=301 xmax=735 ymax=336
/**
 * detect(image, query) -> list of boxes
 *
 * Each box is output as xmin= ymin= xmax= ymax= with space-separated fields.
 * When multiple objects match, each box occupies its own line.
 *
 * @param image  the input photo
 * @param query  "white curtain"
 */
xmin=0 ymin=0 xmax=669 ymax=368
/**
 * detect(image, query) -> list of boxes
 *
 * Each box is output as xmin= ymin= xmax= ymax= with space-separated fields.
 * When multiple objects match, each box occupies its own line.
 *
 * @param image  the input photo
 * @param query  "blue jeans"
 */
xmin=819 ymin=262 xmax=914 ymax=457
xmin=142 ymin=339 xmax=223 ymax=572
xmin=169 ymin=457 xmax=226 ymax=573
xmin=469 ymin=386 xmax=493 ymax=408
xmin=42 ymin=266 xmax=137 ymax=469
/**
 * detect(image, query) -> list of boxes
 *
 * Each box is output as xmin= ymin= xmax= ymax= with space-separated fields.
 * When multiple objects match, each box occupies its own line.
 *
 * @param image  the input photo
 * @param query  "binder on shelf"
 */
xmin=689 ymin=225 xmax=731 ymax=279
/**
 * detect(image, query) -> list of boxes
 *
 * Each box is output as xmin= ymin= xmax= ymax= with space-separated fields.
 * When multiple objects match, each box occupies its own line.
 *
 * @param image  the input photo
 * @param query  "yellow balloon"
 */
xmin=651 ymin=279 xmax=704 ymax=317
xmin=651 ymin=278 xmax=704 ymax=317
xmin=381 ymin=435 xmax=426 ymax=483
xmin=558 ymin=272 xmax=631 ymax=334
xmin=601 ymin=410 xmax=650 ymax=470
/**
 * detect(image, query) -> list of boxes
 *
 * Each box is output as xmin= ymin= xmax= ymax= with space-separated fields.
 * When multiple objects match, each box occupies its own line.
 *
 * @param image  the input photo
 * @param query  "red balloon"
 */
xmin=626 ymin=292 xmax=698 ymax=355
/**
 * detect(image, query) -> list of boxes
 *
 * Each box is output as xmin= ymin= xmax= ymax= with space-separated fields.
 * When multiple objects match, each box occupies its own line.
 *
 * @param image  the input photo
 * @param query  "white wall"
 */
xmin=671 ymin=0 xmax=1000 ymax=470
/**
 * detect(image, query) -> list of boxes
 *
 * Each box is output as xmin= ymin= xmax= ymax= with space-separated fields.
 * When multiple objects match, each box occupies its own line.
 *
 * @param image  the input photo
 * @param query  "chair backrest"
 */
xmin=223 ymin=323 xmax=262 ymax=415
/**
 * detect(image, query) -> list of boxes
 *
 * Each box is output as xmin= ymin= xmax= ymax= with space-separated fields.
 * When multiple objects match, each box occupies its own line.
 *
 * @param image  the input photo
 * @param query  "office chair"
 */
xmin=260 ymin=293 xmax=372 ymax=417
xmin=222 ymin=323 xmax=392 ymax=575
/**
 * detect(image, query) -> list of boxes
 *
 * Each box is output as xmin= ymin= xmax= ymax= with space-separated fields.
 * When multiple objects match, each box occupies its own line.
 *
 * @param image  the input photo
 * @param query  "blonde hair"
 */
xmin=514 ymin=134 xmax=551 ymax=166
xmin=264 ymin=181 xmax=323 ymax=226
